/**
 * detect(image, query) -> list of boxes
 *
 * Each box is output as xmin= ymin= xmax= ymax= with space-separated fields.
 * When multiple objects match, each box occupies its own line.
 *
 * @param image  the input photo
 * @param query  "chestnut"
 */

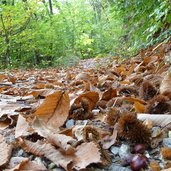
xmin=133 ymin=144 xmax=146 ymax=154
xmin=122 ymin=154 xmax=134 ymax=166
xmin=130 ymin=154 xmax=148 ymax=171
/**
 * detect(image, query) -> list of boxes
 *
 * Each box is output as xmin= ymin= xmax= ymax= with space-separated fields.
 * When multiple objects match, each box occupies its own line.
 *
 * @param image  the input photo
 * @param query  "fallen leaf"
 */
xmin=72 ymin=124 xmax=87 ymax=141
xmin=15 ymin=115 xmax=30 ymax=138
xmin=161 ymin=147 xmax=171 ymax=160
xmin=75 ymin=73 xmax=91 ymax=81
xmin=138 ymin=114 xmax=171 ymax=127
xmin=7 ymin=157 xmax=28 ymax=169
xmin=0 ymin=73 xmax=7 ymax=82
xmin=8 ymin=75 xmax=17 ymax=84
xmin=149 ymin=160 xmax=160 ymax=171
xmin=27 ymin=89 xmax=55 ymax=98
xmin=160 ymin=72 xmax=171 ymax=98
xmin=162 ymin=168 xmax=171 ymax=171
xmin=73 ymin=91 xmax=99 ymax=111
xmin=32 ymin=83 xmax=46 ymax=89
xmin=134 ymin=101 xmax=145 ymax=113
xmin=6 ymin=157 xmax=47 ymax=171
xmin=33 ymin=121 xmax=76 ymax=155
xmin=102 ymin=130 xmax=117 ymax=149
xmin=18 ymin=138 xmax=72 ymax=170
xmin=34 ymin=91 xmax=70 ymax=131
xmin=0 ymin=114 xmax=14 ymax=130
xmin=0 ymin=135 xmax=13 ymax=167
xmin=72 ymin=142 xmax=101 ymax=170
xmin=101 ymin=88 xmax=117 ymax=101
xmin=123 ymin=97 xmax=146 ymax=105
xmin=47 ymin=133 xmax=76 ymax=155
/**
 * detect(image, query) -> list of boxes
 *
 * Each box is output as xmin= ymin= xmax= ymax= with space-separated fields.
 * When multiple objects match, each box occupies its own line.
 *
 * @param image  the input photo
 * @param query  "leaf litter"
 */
xmin=0 ymin=41 xmax=171 ymax=170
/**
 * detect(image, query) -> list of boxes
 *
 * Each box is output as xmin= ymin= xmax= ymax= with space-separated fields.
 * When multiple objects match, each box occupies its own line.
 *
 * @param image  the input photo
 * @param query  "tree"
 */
xmin=49 ymin=0 xmax=53 ymax=15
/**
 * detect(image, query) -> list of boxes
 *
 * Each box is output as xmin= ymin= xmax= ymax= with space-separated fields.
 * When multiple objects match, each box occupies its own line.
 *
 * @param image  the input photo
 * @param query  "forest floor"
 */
xmin=0 ymin=40 xmax=171 ymax=171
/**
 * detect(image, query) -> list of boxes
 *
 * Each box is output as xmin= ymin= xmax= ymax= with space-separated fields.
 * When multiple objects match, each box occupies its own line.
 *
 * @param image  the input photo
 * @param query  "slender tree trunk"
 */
xmin=11 ymin=0 xmax=15 ymax=5
xmin=49 ymin=0 xmax=53 ymax=15
xmin=0 ymin=14 xmax=11 ymax=68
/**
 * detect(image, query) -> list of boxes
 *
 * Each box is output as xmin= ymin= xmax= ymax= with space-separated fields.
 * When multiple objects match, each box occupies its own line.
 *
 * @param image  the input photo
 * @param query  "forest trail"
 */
xmin=0 ymin=40 xmax=170 ymax=171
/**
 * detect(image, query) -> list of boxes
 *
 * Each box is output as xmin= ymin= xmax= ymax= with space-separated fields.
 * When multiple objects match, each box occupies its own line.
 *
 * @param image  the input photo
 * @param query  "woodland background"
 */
xmin=0 ymin=0 xmax=170 ymax=69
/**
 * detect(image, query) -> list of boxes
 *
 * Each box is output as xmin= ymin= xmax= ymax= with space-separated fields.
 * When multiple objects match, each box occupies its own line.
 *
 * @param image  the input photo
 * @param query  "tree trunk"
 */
xmin=49 ymin=0 xmax=53 ymax=15
xmin=0 ymin=14 xmax=11 ymax=68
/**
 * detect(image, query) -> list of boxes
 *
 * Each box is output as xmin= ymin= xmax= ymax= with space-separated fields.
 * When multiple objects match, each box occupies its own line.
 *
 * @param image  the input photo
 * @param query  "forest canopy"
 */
xmin=0 ymin=0 xmax=170 ymax=68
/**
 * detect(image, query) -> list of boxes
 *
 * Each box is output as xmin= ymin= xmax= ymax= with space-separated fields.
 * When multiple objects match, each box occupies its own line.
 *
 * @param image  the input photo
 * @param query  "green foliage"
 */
xmin=0 ymin=0 xmax=170 ymax=68
xmin=113 ymin=0 xmax=171 ymax=54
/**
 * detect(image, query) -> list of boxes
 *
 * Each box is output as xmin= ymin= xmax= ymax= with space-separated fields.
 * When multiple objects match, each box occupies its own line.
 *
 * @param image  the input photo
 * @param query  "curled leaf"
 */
xmin=6 ymin=157 xmax=46 ymax=171
xmin=18 ymin=138 xmax=72 ymax=170
xmin=73 ymin=91 xmax=99 ymax=111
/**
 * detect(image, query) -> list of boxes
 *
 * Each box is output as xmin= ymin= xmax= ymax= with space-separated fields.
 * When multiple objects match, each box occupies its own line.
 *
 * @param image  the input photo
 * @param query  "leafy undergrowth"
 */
xmin=0 ymin=40 xmax=171 ymax=171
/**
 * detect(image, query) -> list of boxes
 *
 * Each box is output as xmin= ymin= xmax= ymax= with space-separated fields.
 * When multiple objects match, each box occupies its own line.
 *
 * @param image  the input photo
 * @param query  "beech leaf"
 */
xmin=0 ymin=135 xmax=13 ymax=167
xmin=138 ymin=114 xmax=171 ymax=127
xmin=33 ymin=121 xmax=76 ymax=155
xmin=160 ymin=72 xmax=171 ymax=96
xmin=72 ymin=142 xmax=101 ymax=170
xmin=5 ymin=157 xmax=46 ymax=171
xmin=34 ymin=91 xmax=70 ymax=130
xmin=15 ymin=114 xmax=30 ymax=138
xmin=18 ymin=138 xmax=72 ymax=170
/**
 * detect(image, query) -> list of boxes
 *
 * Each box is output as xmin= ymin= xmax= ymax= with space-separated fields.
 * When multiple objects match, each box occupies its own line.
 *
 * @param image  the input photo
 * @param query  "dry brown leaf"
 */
xmin=15 ymin=115 xmax=30 ymax=138
xmin=161 ymin=147 xmax=171 ymax=160
xmin=5 ymin=157 xmax=46 ymax=171
xmin=149 ymin=160 xmax=161 ymax=171
xmin=17 ymin=160 xmax=46 ymax=171
xmin=34 ymin=91 xmax=70 ymax=130
xmin=0 ymin=73 xmax=7 ymax=82
xmin=0 ymin=135 xmax=13 ymax=167
xmin=7 ymin=157 xmax=28 ymax=170
xmin=72 ymin=142 xmax=101 ymax=170
xmin=143 ymin=55 xmax=158 ymax=65
xmin=119 ymin=81 xmax=131 ymax=85
xmin=72 ymin=123 xmax=87 ymax=141
xmin=33 ymin=121 xmax=76 ymax=155
xmin=27 ymin=89 xmax=55 ymax=98
xmin=47 ymin=133 xmax=76 ymax=155
xmin=102 ymin=130 xmax=117 ymax=149
xmin=117 ymin=66 xmax=126 ymax=74
xmin=0 ymin=102 xmax=21 ymax=117
xmin=18 ymin=138 xmax=72 ymax=170
xmin=73 ymin=91 xmax=99 ymax=111
xmin=32 ymin=83 xmax=46 ymax=89
xmin=138 ymin=114 xmax=171 ymax=127
xmin=8 ymin=75 xmax=17 ymax=84
xmin=75 ymin=73 xmax=90 ymax=81
xmin=162 ymin=168 xmax=171 ymax=171
xmin=0 ymin=120 xmax=11 ymax=130
xmin=160 ymin=72 xmax=171 ymax=98
xmin=123 ymin=97 xmax=146 ymax=105
xmin=127 ymin=63 xmax=136 ymax=76
xmin=101 ymin=88 xmax=117 ymax=101
xmin=0 ymin=95 xmax=33 ymax=118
